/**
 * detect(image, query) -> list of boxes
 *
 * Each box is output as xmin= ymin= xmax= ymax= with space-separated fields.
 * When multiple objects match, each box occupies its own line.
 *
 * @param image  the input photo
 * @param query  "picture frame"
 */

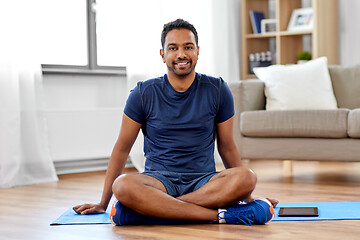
xmin=287 ymin=8 xmax=313 ymax=32
xmin=261 ymin=19 xmax=277 ymax=34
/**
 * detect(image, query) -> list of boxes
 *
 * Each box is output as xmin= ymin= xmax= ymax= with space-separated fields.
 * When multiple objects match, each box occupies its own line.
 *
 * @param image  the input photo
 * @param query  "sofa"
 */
xmin=229 ymin=60 xmax=360 ymax=166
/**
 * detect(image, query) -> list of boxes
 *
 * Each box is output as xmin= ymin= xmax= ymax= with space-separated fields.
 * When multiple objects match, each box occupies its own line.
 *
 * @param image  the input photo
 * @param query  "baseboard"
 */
xmin=54 ymin=157 xmax=133 ymax=175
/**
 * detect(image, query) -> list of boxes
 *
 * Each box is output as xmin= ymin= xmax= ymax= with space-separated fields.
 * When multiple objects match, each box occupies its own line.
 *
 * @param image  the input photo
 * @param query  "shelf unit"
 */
xmin=241 ymin=0 xmax=339 ymax=79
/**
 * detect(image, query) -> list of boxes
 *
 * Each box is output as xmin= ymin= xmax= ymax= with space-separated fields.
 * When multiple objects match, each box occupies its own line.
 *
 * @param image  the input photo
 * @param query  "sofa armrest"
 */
xmin=229 ymin=79 xmax=266 ymax=113
xmin=229 ymin=79 xmax=265 ymax=154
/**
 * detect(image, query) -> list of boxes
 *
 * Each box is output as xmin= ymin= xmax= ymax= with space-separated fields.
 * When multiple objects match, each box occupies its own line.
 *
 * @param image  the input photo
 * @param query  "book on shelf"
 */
xmin=249 ymin=10 xmax=265 ymax=34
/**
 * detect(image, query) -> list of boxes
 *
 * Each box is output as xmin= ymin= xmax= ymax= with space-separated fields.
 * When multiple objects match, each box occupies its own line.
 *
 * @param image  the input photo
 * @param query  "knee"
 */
xmin=244 ymin=167 xmax=257 ymax=189
xmin=112 ymin=174 xmax=137 ymax=203
xmin=231 ymin=167 xmax=257 ymax=193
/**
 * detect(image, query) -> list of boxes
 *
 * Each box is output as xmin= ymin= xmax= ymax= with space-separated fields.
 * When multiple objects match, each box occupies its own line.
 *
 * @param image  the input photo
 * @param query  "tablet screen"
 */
xmin=278 ymin=207 xmax=318 ymax=217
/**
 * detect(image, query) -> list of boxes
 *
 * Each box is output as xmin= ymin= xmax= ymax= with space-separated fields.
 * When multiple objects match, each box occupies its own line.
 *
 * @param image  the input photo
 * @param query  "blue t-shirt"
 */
xmin=124 ymin=73 xmax=234 ymax=173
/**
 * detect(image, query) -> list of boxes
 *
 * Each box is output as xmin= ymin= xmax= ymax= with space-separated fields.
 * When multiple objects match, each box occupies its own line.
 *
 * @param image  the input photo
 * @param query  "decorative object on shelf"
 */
xmin=249 ymin=10 xmax=265 ymax=34
xmin=241 ymin=0 xmax=338 ymax=79
xmin=287 ymin=8 xmax=314 ymax=32
xmin=297 ymin=51 xmax=312 ymax=64
xmin=261 ymin=19 xmax=277 ymax=34
xmin=248 ymin=51 xmax=272 ymax=74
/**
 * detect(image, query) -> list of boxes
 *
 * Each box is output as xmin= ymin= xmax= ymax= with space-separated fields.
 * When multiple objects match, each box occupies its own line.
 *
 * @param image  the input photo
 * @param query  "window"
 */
xmin=43 ymin=0 xmax=125 ymax=73
xmin=3 ymin=0 xmax=222 ymax=76
xmin=2 ymin=0 xmax=89 ymax=67
xmin=10 ymin=0 xmax=125 ymax=73
xmin=39 ymin=0 xmax=88 ymax=66
xmin=96 ymin=0 xmax=130 ymax=67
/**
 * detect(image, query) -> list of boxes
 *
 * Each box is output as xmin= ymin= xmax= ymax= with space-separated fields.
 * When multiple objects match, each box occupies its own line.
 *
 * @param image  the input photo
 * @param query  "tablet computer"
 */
xmin=278 ymin=207 xmax=319 ymax=217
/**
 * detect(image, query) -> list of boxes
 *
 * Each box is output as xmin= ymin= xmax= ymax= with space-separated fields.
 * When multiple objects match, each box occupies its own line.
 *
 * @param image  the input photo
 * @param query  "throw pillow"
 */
xmin=328 ymin=64 xmax=360 ymax=109
xmin=253 ymin=57 xmax=338 ymax=110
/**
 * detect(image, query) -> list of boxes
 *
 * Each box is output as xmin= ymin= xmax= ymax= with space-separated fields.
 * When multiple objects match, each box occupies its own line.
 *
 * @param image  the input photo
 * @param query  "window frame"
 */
xmin=42 ymin=0 xmax=125 ymax=76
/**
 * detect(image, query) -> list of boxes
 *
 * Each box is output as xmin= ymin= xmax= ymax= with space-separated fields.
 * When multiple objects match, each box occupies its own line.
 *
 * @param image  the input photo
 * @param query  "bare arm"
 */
xmin=216 ymin=116 xmax=242 ymax=169
xmin=73 ymin=114 xmax=142 ymax=214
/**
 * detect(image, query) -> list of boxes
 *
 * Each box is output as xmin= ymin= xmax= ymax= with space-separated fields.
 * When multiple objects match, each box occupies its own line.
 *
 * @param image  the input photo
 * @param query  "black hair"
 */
xmin=161 ymin=18 xmax=198 ymax=49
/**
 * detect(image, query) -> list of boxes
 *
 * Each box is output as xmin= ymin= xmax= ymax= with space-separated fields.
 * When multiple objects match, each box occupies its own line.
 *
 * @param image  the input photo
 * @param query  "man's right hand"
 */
xmin=73 ymin=204 xmax=106 ymax=215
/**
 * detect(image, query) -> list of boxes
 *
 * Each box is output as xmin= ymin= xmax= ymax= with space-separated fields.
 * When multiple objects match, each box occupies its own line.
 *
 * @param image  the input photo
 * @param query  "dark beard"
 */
xmin=168 ymin=60 xmax=196 ymax=77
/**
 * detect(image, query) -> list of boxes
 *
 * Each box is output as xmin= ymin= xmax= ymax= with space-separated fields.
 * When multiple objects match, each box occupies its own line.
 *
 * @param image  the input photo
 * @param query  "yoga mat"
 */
xmin=51 ymin=208 xmax=112 ymax=225
xmin=273 ymin=202 xmax=360 ymax=221
xmin=51 ymin=202 xmax=360 ymax=225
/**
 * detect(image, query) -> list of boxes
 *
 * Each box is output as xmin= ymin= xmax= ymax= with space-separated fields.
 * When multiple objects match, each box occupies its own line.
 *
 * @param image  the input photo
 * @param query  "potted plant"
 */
xmin=297 ymin=51 xmax=312 ymax=64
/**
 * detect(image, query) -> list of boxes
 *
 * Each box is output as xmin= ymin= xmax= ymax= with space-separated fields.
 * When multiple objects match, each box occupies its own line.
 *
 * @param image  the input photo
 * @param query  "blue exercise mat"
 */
xmin=51 ymin=208 xmax=112 ymax=225
xmin=273 ymin=202 xmax=360 ymax=221
xmin=51 ymin=202 xmax=360 ymax=225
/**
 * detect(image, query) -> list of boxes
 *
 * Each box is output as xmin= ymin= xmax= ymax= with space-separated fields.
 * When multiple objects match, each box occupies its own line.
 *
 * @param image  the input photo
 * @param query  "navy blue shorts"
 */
xmin=141 ymin=171 xmax=218 ymax=197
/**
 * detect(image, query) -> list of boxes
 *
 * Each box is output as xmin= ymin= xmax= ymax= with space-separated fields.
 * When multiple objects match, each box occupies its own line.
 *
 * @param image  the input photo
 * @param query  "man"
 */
xmin=74 ymin=19 xmax=277 ymax=225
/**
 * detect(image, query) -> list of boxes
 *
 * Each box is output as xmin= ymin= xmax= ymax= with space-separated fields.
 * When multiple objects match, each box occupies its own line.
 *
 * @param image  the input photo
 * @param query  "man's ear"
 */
xmin=160 ymin=49 xmax=165 ymax=63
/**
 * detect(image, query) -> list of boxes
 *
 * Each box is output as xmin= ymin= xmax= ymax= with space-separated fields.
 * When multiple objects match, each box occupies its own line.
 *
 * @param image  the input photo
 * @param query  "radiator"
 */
xmin=44 ymin=108 xmax=133 ymax=174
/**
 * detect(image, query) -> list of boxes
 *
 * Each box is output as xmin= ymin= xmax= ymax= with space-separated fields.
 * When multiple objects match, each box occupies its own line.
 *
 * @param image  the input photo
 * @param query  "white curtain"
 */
xmin=339 ymin=0 xmax=360 ymax=66
xmin=125 ymin=0 xmax=242 ymax=171
xmin=0 ymin=61 xmax=58 ymax=188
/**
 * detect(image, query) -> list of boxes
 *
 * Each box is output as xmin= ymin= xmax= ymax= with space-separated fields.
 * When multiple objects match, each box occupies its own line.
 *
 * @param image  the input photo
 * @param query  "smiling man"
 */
xmin=74 ymin=19 xmax=277 ymax=226
xmin=160 ymin=27 xmax=199 ymax=89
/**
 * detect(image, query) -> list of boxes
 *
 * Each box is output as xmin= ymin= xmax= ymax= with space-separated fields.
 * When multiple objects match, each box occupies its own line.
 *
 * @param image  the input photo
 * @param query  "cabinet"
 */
xmin=241 ymin=0 xmax=339 ymax=79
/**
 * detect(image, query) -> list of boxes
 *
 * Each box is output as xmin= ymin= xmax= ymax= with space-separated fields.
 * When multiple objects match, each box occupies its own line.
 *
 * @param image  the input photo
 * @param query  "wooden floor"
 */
xmin=1 ymin=160 xmax=360 ymax=240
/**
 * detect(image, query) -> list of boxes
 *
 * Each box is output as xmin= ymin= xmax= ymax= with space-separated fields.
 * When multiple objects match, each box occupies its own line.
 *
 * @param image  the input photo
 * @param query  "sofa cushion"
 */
xmin=240 ymin=109 xmax=349 ymax=138
xmin=348 ymin=109 xmax=360 ymax=138
xmin=253 ymin=57 xmax=338 ymax=110
xmin=329 ymin=64 xmax=360 ymax=109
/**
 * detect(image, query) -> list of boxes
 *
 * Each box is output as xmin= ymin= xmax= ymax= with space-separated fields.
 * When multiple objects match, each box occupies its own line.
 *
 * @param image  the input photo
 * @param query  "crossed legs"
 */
xmin=111 ymin=167 xmax=257 ymax=222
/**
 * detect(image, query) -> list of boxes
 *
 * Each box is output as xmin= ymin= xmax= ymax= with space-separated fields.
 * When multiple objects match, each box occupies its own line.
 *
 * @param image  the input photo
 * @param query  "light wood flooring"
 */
xmin=1 ymin=160 xmax=360 ymax=240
